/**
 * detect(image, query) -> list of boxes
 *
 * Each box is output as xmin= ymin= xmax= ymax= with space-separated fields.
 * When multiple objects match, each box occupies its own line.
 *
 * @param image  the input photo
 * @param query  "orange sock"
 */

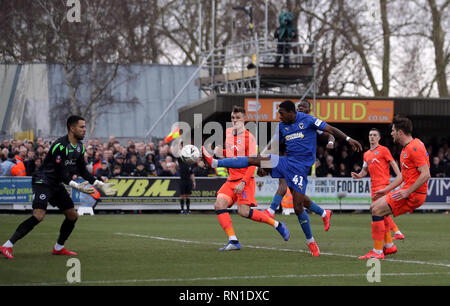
xmin=216 ymin=210 xmax=236 ymax=239
xmin=386 ymin=215 xmax=400 ymax=233
xmin=248 ymin=209 xmax=275 ymax=227
xmin=372 ymin=220 xmax=385 ymax=251
xmin=384 ymin=217 xmax=393 ymax=245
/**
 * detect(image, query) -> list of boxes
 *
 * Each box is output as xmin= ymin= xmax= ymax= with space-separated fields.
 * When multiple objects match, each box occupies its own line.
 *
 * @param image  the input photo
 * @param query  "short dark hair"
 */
xmin=232 ymin=105 xmax=246 ymax=114
xmin=279 ymin=100 xmax=296 ymax=113
xmin=369 ymin=128 xmax=381 ymax=136
xmin=392 ymin=115 xmax=413 ymax=135
xmin=67 ymin=115 xmax=85 ymax=131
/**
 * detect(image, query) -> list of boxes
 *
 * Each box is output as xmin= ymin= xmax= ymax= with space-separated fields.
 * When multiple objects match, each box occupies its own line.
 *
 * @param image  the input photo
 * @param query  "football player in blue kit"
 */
xmin=203 ymin=100 xmax=362 ymax=256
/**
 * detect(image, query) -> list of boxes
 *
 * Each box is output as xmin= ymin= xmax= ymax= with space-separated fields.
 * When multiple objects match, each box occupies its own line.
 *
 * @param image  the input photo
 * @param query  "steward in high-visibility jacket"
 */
xmin=11 ymin=155 xmax=27 ymax=176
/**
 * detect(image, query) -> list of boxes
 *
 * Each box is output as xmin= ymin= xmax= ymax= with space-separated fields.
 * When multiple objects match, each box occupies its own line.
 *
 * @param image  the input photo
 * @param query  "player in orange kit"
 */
xmin=352 ymin=128 xmax=405 ymax=257
xmin=359 ymin=115 xmax=430 ymax=259
xmin=211 ymin=105 xmax=290 ymax=251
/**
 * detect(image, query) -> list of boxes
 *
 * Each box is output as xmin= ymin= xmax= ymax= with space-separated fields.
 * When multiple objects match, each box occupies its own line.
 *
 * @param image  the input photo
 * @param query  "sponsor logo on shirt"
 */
xmin=285 ymin=132 xmax=305 ymax=141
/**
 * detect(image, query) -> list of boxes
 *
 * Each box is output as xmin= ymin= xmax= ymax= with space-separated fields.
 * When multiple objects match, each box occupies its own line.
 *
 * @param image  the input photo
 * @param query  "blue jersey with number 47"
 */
xmin=278 ymin=111 xmax=327 ymax=167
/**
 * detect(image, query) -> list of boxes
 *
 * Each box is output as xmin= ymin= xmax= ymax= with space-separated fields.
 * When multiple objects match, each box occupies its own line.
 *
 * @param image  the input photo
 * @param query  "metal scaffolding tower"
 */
xmin=196 ymin=38 xmax=317 ymax=102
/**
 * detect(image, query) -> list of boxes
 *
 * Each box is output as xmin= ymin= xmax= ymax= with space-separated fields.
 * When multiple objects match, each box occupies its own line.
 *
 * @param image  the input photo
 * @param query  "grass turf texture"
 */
xmin=0 ymin=212 xmax=449 ymax=286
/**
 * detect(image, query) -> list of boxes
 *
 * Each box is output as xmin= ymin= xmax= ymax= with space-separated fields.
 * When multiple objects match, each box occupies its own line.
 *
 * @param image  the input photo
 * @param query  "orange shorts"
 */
xmin=371 ymin=184 xmax=389 ymax=201
xmin=386 ymin=189 xmax=427 ymax=217
xmin=217 ymin=179 xmax=257 ymax=207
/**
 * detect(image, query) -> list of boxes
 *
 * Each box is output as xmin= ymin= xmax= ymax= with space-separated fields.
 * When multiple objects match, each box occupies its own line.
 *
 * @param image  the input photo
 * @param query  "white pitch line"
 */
xmin=4 ymin=272 xmax=450 ymax=286
xmin=115 ymin=232 xmax=450 ymax=268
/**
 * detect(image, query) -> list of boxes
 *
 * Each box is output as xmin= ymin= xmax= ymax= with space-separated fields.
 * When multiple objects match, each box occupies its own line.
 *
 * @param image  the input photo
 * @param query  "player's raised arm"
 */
xmin=324 ymin=124 xmax=362 ymax=152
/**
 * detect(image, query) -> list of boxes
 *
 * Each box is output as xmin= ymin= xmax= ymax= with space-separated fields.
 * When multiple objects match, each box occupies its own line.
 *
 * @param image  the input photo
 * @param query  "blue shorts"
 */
xmin=269 ymin=155 xmax=309 ymax=194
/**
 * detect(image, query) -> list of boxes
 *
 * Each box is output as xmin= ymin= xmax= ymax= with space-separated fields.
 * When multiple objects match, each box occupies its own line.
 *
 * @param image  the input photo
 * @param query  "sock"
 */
xmin=247 ymin=209 xmax=276 ymax=227
xmin=297 ymin=210 xmax=313 ymax=240
xmin=270 ymin=194 xmax=283 ymax=212
xmin=57 ymin=218 xmax=77 ymax=246
xmin=308 ymin=201 xmax=325 ymax=217
xmin=372 ymin=215 xmax=385 ymax=252
xmin=386 ymin=215 xmax=400 ymax=233
xmin=180 ymin=198 xmax=185 ymax=211
xmin=2 ymin=240 xmax=13 ymax=248
xmin=216 ymin=210 xmax=237 ymax=241
xmin=217 ymin=157 xmax=249 ymax=168
xmin=186 ymin=198 xmax=190 ymax=211
xmin=9 ymin=215 xmax=40 ymax=244
xmin=54 ymin=242 xmax=64 ymax=251
xmin=384 ymin=217 xmax=394 ymax=247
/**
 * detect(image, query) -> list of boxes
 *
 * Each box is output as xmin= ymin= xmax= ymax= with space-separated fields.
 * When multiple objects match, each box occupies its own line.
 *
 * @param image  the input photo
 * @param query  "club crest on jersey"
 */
xmin=375 ymin=151 xmax=379 ymax=155
xmin=56 ymin=155 xmax=62 ymax=163
xmin=298 ymin=122 xmax=304 ymax=129
xmin=403 ymin=152 xmax=407 ymax=158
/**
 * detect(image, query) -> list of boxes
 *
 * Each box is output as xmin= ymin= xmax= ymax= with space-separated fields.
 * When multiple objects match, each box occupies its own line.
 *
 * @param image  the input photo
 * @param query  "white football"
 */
xmin=180 ymin=145 xmax=200 ymax=165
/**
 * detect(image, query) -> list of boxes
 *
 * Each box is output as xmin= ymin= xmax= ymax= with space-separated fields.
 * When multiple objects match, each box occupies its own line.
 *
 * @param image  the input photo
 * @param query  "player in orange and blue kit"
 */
xmin=212 ymin=105 xmax=290 ymax=251
xmin=352 ymin=128 xmax=405 ymax=257
xmin=359 ymin=115 xmax=430 ymax=259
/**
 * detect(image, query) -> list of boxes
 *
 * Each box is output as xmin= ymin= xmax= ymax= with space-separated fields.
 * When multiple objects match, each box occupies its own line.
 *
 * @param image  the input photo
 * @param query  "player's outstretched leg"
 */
xmin=202 ymin=147 xmax=267 ymax=169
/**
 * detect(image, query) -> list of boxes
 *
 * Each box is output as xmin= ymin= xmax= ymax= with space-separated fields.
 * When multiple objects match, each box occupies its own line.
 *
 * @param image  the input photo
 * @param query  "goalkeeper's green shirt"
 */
xmin=32 ymin=135 xmax=96 ymax=186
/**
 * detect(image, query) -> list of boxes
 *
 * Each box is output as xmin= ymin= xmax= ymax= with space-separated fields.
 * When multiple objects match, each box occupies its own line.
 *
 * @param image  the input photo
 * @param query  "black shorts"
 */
xmin=179 ymin=180 xmax=193 ymax=195
xmin=32 ymin=183 xmax=74 ymax=211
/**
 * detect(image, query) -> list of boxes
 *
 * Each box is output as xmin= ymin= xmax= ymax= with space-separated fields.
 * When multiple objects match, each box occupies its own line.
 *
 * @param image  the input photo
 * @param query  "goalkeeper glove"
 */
xmin=69 ymin=180 xmax=95 ymax=194
xmin=93 ymin=180 xmax=117 ymax=196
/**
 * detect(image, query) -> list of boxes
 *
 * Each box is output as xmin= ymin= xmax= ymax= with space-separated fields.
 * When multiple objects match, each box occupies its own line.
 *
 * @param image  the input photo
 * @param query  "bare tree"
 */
xmin=423 ymin=0 xmax=449 ymax=97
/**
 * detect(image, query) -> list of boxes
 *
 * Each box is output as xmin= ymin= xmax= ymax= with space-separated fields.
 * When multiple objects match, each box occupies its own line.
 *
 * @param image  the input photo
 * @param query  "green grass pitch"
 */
xmin=0 ymin=212 xmax=449 ymax=286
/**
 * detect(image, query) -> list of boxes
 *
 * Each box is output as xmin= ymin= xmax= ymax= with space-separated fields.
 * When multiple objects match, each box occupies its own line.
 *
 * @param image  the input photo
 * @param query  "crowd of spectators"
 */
xmin=1 ymin=136 xmax=449 ymax=179
xmin=0 ymin=136 xmax=217 ymax=180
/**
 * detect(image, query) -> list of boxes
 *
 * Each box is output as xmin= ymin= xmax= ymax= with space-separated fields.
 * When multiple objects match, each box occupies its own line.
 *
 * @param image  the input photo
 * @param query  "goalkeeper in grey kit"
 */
xmin=0 ymin=115 xmax=116 ymax=259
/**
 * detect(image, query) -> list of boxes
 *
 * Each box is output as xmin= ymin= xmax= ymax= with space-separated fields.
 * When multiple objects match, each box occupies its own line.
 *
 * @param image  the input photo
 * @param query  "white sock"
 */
xmin=228 ymin=235 xmax=238 ymax=242
xmin=321 ymin=211 xmax=327 ymax=218
xmin=306 ymin=237 xmax=315 ymax=244
xmin=54 ymin=243 xmax=64 ymax=251
xmin=268 ymin=208 xmax=275 ymax=215
xmin=211 ymin=159 xmax=218 ymax=168
xmin=3 ymin=240 xmax=13 ymax=248
xmin=373 ymin=248 xmax=383 ymax=254
xmin=273 ymin=220 xmax=279 ymax=228
xmin=395 ymin=231 xmax=402 ymax=235
xmin=384 ymin=243 xmax=394 ymax=248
